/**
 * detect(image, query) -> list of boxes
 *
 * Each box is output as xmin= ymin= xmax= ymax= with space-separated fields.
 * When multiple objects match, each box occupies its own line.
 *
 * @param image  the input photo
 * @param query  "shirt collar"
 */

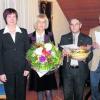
xmin=73 ymin=32 xmax=80 ymax=37
xmin=3 ymin=26 xmax=22 ymax=34
xmin=36 ymin=31 xmax=45 ymax=37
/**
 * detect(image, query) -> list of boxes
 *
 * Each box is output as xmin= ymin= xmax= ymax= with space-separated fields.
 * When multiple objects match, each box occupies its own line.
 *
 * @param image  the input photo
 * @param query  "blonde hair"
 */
xmin=34 ymin=14 xmax=49 ymax=29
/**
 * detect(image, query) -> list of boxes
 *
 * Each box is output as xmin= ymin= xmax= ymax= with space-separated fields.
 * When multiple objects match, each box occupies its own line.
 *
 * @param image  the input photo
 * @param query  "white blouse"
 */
xmin=36 ymin=31 xmax=45 ymax=43
xmin=3 ymin=26 xmax=22 ymax=43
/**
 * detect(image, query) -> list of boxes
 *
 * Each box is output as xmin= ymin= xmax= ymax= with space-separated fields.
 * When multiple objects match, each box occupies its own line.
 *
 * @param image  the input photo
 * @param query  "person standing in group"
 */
xmin=28 ymin=14 xmax=57 ymax=100
xmin=89 ymin=16 xmax=100 ymax=100
xmin=59 ymin=18 xmax=93 ymax=100
xmin=0 ymin=8 xmax=30 ymax=100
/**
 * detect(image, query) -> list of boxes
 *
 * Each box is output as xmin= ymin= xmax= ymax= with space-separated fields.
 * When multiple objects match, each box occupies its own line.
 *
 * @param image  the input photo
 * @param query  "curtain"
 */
xmin=0 ymin=0 xmax=39 ymax=33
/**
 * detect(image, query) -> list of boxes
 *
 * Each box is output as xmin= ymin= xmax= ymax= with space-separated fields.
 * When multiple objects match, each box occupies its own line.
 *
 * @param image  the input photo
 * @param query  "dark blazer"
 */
xmin=0 ymin=28 xmax=30 ymax=75
xmin=59 ymin=32 xmax=93 ymax=79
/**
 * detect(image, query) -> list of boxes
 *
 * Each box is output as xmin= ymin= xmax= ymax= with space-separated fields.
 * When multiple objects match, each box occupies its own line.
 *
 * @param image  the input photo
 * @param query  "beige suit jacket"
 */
xmin=89 ymin=26 xmax=100 ymax=71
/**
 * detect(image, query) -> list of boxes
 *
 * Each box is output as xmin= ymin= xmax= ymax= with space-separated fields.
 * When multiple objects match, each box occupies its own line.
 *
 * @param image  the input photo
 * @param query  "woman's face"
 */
xmin=6 ymin=13 xmax=17 ymax=26
xmin=37 ymin=18 xmax=46 ymax=31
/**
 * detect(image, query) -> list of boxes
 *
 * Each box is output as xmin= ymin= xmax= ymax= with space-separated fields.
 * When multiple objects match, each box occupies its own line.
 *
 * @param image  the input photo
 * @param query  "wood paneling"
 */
xmin=57 ymin=0 xmax=100 ymax=34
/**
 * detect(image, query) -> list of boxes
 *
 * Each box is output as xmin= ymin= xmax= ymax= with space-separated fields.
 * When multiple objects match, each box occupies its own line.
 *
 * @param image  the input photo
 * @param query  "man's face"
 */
xmin=70 ymin=19 xmax=82 ymax=33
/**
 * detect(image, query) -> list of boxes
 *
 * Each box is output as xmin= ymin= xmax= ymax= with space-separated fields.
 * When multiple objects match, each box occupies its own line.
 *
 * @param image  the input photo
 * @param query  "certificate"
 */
xmin=61 ymin=44 xmax=79 ymax=50
xmin=95 ymin=31 xmax=100 ymax=45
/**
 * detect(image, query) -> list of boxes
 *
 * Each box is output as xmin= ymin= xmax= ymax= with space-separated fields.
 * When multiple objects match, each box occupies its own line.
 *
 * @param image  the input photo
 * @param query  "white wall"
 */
xmin=51 ymin=0 xmax=70 ymax=45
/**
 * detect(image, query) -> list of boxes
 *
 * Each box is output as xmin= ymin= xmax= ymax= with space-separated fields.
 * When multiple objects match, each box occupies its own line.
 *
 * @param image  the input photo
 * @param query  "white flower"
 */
xmin=51 ymin=51 xmax=56 ymax=57
xmin=34 ymin=47 xmax=43 ymax=55
xmin=44 ymin=43 xmax=52 ymax=51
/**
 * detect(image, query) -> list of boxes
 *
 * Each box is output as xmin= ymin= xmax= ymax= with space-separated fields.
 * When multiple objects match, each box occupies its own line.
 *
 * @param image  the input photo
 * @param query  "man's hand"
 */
xmin=62 ymin=49 xmax=71 ymax=56
xmin=0 ymin=74 xmax=7 ymax=82
xmin=74 ymin=57 xmax=86 ymax=62
xmin=23 ymin=70 xmax=29 ymax=77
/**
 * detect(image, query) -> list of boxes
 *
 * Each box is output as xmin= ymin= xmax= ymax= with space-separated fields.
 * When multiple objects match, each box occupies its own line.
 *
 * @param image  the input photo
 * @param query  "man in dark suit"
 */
xmin=59 ymin=18 xmax=93 ymax=100
xmin=0 ymin=8 xmax=30 ymax=100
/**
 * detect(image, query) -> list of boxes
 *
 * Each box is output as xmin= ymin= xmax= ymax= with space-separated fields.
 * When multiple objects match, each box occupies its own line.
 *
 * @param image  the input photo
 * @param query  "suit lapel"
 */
xmin=68 ymin=32 xmax=73 ymax=44
xmin=61 ymin=33 xmax=73 ymax=45
xmin=78 ymin=33 xmax=84 ymax=46
xmin=44 ymin=32 xmax=49 ymax=43
xmin=31 ymin=31 xmax=51 ymax=43
xmin=31 ymin=31 xmax=36 ymax=43
xmin=3 ymin=33 xmax=15 ymax=45
xmin=15 ymin=32 xmax=23 ymax=45
xmin=71 ymin=33 xmax=73 ymax=44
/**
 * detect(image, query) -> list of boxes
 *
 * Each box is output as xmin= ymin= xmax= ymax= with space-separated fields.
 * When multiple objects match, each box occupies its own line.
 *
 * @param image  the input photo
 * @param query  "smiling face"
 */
xmin=35 ymin=14 xmax=49 ymax=33
xmin=37 ymin=18 xmax=46 ymax=31
xmin=70 ymin=19 xmax=82 ymax=33
xmin=6 ymin=13 xmax=17 ymax=26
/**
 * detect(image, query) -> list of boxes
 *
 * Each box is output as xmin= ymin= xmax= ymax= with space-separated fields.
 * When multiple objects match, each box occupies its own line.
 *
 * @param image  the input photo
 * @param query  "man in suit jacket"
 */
xmin=59 ymin=18 xmax=92 ymax=100
xmin=89 ymin=16 xmax=100 ymax=100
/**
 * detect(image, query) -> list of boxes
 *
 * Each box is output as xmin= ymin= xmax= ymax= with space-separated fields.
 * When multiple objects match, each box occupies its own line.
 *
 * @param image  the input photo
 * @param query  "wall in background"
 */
xmin=0 ymin=0 xmax=70 ymax=45
xmin=58 ymin=0 xmax=100 ymax=34
xmin=0 ymin=0 xmax=39 ymax=33
xmin=49 ymin=0 xmax=70 ymax=45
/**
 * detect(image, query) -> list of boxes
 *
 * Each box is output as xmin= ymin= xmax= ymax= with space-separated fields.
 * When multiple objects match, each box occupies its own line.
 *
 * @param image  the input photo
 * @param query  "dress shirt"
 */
xmin=36 ymin=31 xmax=45 ymax=43
xmin=70 ymin=33 xmax=79 ymax=66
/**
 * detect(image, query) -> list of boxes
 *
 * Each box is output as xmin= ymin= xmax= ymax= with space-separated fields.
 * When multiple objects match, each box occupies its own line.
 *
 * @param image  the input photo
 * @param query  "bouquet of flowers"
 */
xmin=26 ymin=43 xmax=62 ymax=77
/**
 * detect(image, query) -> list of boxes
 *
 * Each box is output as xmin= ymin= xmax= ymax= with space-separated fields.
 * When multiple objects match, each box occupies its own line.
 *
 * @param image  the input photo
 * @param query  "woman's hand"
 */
xmin=0 ymin=74 xmax=7 ymax=82
xmin=23 ymin=70 xmax=29 ymax=77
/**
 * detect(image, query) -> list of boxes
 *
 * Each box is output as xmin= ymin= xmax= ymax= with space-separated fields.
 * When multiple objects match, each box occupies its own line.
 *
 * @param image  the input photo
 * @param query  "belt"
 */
xmin=70 ymin=65 xmax=79 ymax=69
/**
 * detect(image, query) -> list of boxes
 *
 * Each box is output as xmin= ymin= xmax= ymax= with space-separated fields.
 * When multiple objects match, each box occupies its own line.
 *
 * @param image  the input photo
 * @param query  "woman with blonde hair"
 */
xmin=28 ymin=14 xmax=57 ymax=100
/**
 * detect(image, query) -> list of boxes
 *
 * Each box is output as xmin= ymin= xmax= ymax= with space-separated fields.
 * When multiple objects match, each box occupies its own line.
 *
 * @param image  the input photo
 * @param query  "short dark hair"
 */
xmin=68 ymin=18 xmax=82 ymax=26
xmin=3 ymin=8 xmax=18 ymax=24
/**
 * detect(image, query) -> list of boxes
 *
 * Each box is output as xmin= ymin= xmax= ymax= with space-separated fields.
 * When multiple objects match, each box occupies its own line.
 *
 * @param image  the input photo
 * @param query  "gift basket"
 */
xmin=70 ymin=47 xmax=89 ymax=60
xmin=61 ymin=44 xmax=90 ymax=60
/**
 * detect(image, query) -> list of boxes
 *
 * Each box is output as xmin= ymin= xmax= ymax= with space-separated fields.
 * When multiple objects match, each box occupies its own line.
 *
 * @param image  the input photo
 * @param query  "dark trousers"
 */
xmin=62 ymin=67 xmax=86 ymax=100
xmin=4 ymin=72 xmax=27 ymax=100
xmin=37 ymin=90 xmax=52 ymax=100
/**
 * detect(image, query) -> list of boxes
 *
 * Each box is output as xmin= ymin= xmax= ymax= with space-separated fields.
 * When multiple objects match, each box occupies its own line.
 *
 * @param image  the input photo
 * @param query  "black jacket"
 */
xmin=0 ymin=28 xmax=30 ymax=74
xmin=59 ymin=32 xmax=93 ymax=79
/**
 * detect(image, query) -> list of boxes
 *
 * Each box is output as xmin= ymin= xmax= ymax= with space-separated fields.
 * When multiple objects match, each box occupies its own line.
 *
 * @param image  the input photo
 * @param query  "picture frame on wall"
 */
xmin=39 ymin=0 xmax=53 ymax=32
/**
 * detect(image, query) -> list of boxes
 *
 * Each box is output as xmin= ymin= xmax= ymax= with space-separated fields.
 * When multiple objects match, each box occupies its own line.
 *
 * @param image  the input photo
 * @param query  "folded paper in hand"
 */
xmin=61 ymin=44 xmax=79 ymax=50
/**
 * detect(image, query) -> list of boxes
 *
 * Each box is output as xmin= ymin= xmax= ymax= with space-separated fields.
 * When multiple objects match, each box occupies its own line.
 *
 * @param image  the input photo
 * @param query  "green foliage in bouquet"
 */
xmin=26 ymin=43 xmax=62 ymax=71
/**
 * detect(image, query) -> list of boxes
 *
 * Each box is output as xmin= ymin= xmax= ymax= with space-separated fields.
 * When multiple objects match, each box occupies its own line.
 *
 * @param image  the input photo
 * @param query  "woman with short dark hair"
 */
xmin=0 ymin=8 xmax=30 ymax=100
xmin=3 ymin=8 xmax=18 ymax=24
